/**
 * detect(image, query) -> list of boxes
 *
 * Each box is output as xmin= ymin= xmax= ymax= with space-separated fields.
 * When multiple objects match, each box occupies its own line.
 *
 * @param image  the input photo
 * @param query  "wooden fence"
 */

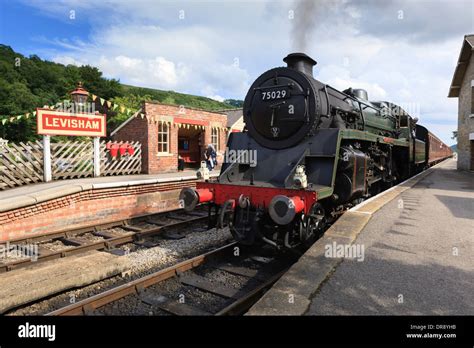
xmin=101 ymin=141 xmax=142 ymax=176
xmin=1 ymin=141 xmax=44 ymax=190
xmin=51 ymin=141 xmax=94 ymax=180
xmin=0 ymin=140 xmax=142 ymax=190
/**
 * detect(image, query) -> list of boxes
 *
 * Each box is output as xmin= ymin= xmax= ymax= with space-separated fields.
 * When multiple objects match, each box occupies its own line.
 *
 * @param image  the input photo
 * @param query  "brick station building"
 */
xmin=449 ymin=34 xmax=474 ymax=171
xmin=112 ymin=101 xmax=229 ymax=173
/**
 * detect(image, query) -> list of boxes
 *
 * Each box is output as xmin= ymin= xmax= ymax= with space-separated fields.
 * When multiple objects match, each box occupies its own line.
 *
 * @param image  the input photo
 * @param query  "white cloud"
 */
xmin=207 ymin=94 xmax=225 ymax=102
xmin=148 ymin=57 xmax=179 ymax=86
xmin=115 ymin=56 xmax=142 ymax=70
xmin=52 ymin=55 xmax=85 ymax=66
xmin=26 ymin=0 xmax=470 ymax=145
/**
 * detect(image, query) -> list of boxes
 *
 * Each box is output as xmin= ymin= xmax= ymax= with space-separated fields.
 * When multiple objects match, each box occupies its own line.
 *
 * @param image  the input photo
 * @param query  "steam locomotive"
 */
xmin=180 ymin=53 xmax=452 ymax=250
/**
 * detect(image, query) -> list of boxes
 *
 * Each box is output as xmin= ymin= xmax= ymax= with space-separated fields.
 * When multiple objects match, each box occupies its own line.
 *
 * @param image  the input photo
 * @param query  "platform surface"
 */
xmin=248 ymin=159 xmax=474 ymax=315
xmin=0 ymin=170 xmax=218 ymax=212
xmin=0 ymin=251 xmax=129 ymax=313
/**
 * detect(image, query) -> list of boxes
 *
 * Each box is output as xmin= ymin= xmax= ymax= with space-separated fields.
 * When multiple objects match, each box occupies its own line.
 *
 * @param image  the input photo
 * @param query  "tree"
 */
xmin=224 ymin=99 xmax=244 ymax=108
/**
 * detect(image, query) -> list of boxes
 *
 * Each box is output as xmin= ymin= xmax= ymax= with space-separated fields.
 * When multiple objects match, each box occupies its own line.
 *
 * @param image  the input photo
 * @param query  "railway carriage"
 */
xmin=180 ymin=53 xmax=452 ymax=251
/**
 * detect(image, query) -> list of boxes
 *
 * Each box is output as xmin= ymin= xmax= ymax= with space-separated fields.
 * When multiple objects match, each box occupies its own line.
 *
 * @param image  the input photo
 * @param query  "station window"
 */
xmin=211 ymin=127 xmax=219 ymax=151
xmin=158 ymin=123 xmax=169 ymax=153
xmin=471 ymin=81 xmax=474 ymax=114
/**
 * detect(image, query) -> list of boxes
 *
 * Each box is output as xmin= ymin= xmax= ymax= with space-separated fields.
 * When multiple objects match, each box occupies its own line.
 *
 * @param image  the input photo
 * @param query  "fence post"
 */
xmin=43 ymin=135 xmax=52 ymax=182
xmin=93 ymin=137 xmax=101 ymax=177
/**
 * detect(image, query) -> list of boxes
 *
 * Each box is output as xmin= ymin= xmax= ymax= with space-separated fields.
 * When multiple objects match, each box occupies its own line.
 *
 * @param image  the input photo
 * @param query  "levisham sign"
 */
xmin=36 ymin=109 xmax=106 ymax=137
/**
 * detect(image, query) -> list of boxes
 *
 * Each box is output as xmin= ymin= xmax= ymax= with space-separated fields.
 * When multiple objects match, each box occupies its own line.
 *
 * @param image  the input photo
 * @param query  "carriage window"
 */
xmin=158 ymin=123 xmax=169 ymax=153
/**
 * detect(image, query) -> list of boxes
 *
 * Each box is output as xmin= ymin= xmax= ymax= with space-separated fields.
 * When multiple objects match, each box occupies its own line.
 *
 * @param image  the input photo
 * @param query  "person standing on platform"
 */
xmin=177 ymin=155 xmax=184 ymax=171
xmin=205 ymin=144 xmax=217 ymax=171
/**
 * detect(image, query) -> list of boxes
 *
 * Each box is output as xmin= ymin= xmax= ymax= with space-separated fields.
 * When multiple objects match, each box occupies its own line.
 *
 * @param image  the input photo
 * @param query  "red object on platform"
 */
xmin=127 ymin=145 xmax=135 ymax=156
xmin=119 ymin=143 xmax=128 ymax=156
xmin=110 ymin=144 xmax=119 ymax=157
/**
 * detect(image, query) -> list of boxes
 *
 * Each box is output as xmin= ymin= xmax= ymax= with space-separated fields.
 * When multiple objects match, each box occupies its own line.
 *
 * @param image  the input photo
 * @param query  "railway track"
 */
xmin=47 ymin=242 xmax=295 ymax=316
xmin=0 ymin=207 xmax=211 ymax=273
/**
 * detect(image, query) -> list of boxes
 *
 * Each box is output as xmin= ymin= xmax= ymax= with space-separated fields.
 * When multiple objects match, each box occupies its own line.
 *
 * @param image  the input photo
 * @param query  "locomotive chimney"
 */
xmin=283 ymin=52 xmax=317 ymax=77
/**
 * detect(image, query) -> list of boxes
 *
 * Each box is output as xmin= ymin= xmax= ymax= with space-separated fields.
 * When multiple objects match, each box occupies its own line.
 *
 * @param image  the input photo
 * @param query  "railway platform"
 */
xmin=0 ymin=250 xmax=128 ymax=314
xmin=0 ymin=170 xmax=217 ymax=241
xmin=248 ymin=158 xmax=474 ymax=315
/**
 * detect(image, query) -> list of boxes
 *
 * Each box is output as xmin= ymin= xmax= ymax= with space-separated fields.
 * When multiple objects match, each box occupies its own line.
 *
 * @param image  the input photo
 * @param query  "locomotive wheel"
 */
xmin=301 ymin=202 xmax=326 ymax=246
xmin=217 ymin=200 xmax=234 ymax=229
xmin=229 ymin=208 xmax=261 ymax=245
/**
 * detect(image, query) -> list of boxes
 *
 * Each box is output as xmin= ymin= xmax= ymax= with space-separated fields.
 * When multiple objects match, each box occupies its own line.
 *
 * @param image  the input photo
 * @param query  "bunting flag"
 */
xmin=1 ymin=92 xmax=140 ymax=126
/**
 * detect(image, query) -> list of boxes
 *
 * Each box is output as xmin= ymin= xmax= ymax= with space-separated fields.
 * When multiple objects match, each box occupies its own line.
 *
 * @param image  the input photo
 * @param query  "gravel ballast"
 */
xmin=8 ymin=226 xmax=233 ymax=315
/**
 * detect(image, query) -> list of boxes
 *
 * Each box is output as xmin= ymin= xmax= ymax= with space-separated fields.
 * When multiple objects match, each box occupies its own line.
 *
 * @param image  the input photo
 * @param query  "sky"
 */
xmin=0 ymin=0 xmax=473 ymax=145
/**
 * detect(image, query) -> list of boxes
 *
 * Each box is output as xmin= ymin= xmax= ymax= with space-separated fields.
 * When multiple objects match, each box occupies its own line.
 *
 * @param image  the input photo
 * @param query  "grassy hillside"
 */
xmin=0 ymin=44 xmax=241 ymax=141
xmin=122 ymin=84 xmax=236 ymax=111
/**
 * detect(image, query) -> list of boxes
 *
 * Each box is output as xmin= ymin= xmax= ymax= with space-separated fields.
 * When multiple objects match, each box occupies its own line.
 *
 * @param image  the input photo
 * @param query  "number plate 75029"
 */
xmin=261 ymin=88 xmax=290 ymax=101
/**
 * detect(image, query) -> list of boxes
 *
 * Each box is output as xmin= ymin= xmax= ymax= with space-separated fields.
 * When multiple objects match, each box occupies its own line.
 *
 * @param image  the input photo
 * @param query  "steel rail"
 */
xmin=0 ymin=212 xmax=209 ymax=273
xmin=215 ymin=269 xmax=288 ymax=316
xmin=0 ymin=207 xmax=204 ymax=246
xmin=46 ymin=242 xmax=237 ymax=316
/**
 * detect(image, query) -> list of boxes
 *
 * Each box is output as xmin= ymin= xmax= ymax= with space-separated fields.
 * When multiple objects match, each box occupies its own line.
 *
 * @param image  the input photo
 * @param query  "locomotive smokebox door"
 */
xmin=243 ymin=53 xmax=322 ymax=150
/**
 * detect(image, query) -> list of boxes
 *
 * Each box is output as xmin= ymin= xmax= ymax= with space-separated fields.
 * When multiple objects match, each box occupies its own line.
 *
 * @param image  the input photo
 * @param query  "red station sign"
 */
xmin=36 ymin=109 xmax=106 ymax=137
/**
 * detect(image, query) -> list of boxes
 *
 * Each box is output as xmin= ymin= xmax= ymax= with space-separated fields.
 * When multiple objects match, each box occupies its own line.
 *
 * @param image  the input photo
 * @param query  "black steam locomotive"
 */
xmin=180 ymin=53 xmax=452 ymax=250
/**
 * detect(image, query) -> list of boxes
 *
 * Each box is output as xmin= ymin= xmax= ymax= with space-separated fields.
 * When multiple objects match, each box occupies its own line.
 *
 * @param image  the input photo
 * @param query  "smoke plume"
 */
xmin=290 ymin=0 xmax=348 ymax=52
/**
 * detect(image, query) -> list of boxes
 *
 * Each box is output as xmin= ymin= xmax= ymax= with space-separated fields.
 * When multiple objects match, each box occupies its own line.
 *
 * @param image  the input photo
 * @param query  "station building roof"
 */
xmin=110 ymin=101 xmax=228 ymax=136
xmin=219 ymin=108 xmax=243 ymax=129
xmin=448 ymin=34 xmax=474 ymax=98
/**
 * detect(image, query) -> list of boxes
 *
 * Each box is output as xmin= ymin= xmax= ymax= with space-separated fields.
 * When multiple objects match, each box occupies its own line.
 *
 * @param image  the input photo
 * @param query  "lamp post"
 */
xmin=70 ymin=82 xmax=101 ymax=177
xmin=70 ymin=81 xmax=89 ymax=110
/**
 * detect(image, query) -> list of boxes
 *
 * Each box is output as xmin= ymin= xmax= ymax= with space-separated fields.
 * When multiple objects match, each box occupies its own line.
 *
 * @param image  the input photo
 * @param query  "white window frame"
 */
xmin=158 ymin=122 xmax=170 ymax=154
xmin=471 ymin=80 xmax=474 ymax=114
xmin=211 ymin=127 xmax=219 ymax=152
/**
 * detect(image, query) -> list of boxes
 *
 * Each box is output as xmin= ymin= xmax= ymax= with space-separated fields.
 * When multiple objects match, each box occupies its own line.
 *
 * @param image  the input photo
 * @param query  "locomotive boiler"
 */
xmin=180 ymin=53 xmax=452 ymax=250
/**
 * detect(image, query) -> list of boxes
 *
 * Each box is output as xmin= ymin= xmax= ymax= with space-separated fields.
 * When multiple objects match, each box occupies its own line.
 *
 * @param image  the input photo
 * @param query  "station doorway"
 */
xmin=178 ymin=127 xmax=203 ymax=169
